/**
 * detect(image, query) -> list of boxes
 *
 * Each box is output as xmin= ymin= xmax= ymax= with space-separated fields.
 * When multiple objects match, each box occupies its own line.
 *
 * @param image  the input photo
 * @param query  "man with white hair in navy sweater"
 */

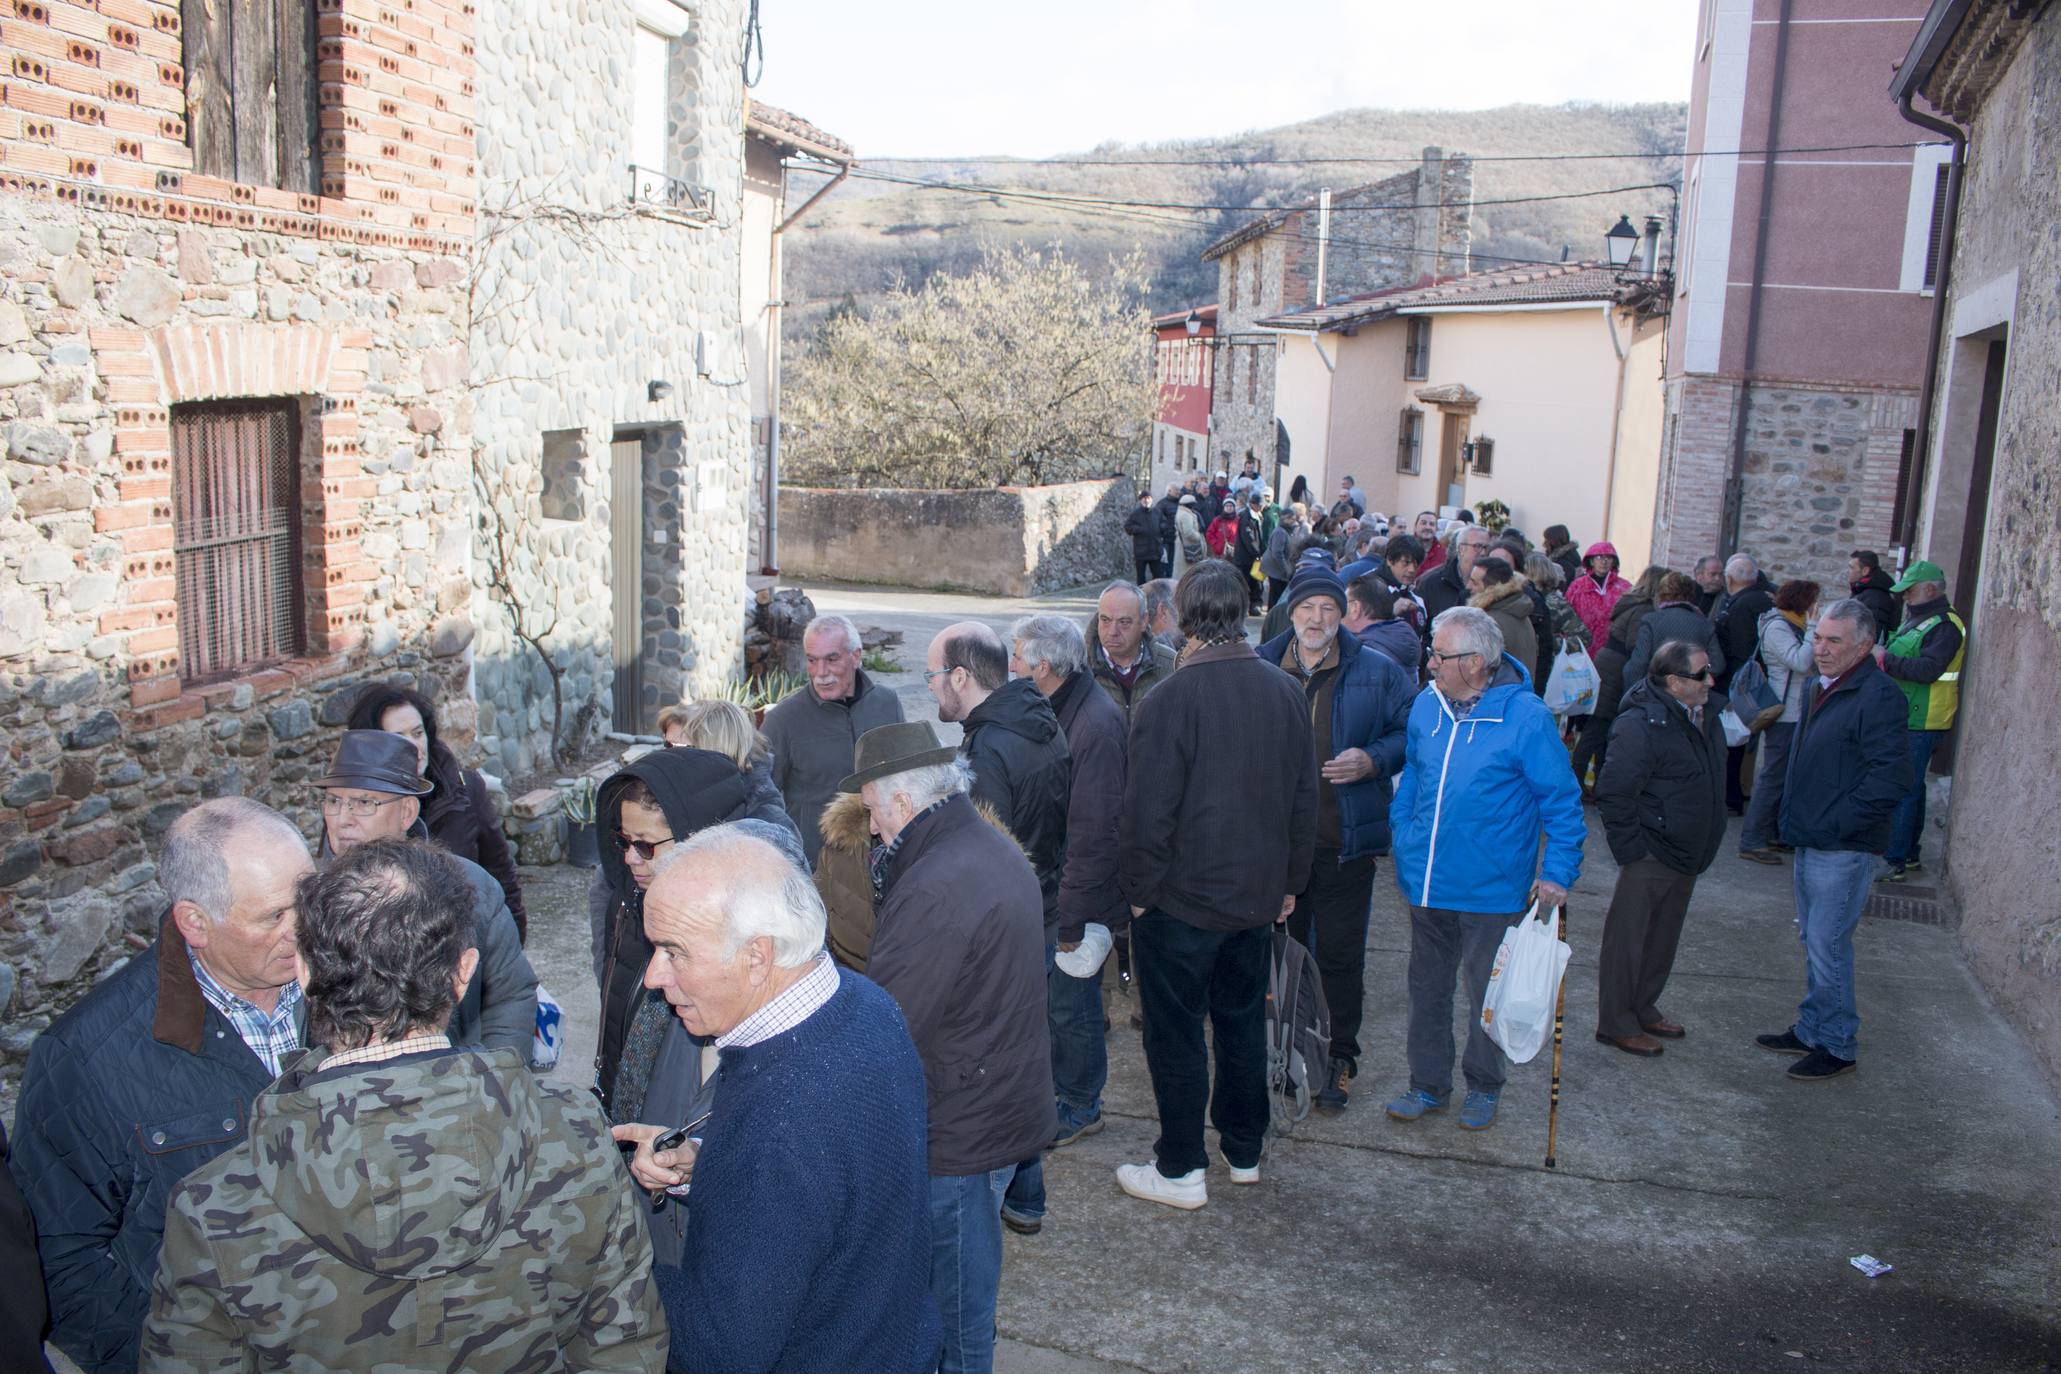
xmin=617 ymin=824 xmax=939 ymax=1374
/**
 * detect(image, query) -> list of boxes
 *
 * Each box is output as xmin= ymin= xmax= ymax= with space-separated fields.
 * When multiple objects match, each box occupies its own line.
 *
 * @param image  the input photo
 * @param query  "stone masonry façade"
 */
xmin=469 ymin=0 xmax=751 ymax=770
xmin=1206 ymin=151 xmax=1472 ymax=477
xmin=0 ymin=0 xmax=479 ymax=1094
xmin=1651 ymin=375 xmax=1914 ymax=589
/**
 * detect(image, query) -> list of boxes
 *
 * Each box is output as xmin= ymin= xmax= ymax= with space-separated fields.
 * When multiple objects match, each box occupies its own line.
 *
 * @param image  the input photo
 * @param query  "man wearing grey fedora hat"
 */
xmin=316 ymin=730 xmax=538 ymax=1058
xmin=848 ymin=721 xmax=1050 ymax=1374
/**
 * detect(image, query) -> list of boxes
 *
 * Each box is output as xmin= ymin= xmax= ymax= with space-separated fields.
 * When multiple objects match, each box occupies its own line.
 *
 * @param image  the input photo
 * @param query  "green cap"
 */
xmin=1890 ymin=560 xmax=1945 ymax=593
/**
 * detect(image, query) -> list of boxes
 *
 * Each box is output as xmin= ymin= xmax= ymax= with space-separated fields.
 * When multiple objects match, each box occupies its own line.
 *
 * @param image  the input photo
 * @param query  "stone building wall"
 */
xmin=1921 ymin=5 xmax=2061 ymax=1091
xmin=470 ymin=0 xmax=752 ymax=768
xmin=0 ymin=0 xmax=477 ymax=1088
xmin=1206 ymin=151 xmax=1473 ymax=478
xmin=1650 ymin=374 xmax=1912 ymax=586
xmin=778 ymin=477 xmax=1134 ymax=597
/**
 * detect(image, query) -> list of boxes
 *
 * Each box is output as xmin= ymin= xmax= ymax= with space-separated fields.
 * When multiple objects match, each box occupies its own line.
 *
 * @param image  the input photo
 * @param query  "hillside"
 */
xmin=781 ymin=102 xmax=1687 ymax=338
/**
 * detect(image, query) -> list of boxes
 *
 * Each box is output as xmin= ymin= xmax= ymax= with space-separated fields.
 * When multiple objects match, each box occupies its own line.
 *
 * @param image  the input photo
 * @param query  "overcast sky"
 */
xmin=748 ymin=0 xmax=1700 ymax=159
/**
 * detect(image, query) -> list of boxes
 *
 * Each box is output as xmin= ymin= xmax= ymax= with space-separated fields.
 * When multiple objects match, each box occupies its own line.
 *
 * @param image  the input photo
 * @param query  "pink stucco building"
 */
xmin=1654 ymin=0 xmax=1949 ymax=586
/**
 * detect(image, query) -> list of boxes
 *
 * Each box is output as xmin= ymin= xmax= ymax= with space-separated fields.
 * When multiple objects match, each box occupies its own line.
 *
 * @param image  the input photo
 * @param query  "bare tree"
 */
xmin=783 ymin=244 xmax=1158 ymax=488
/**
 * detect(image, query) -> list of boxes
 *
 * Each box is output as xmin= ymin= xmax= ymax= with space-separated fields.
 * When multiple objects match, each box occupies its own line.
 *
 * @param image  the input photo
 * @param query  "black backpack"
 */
xmin=1267 ymin=928 xmax=1332 ymax=1134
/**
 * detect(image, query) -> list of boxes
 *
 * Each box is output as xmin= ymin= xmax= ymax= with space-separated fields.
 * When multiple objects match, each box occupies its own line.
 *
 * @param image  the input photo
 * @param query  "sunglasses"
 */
xmin=1672 ymin=667 xmax=1715 ymax=683
xmin=613 ymin=832 xmax=675 ymax=862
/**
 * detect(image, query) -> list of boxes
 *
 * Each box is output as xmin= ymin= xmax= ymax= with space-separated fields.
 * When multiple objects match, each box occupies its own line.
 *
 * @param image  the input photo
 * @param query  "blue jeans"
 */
xmin=929 ymin=1167 xmax=1011 ymax=1374
xmin=1738 ymin=721 xmax=1796 ymax=851
xmin=1003 ymin=943 xmax=1107 ymax=1224
xmin=1885 ymin=730 xmax=1941 ymax=865
xmin=1791 ymin=847 xmax=1875 ymax=1061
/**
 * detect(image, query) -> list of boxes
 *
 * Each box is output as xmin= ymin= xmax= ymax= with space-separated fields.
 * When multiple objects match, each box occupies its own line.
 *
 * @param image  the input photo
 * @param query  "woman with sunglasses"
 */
xmin=590 ymin=729 xmax=802 ymax=1124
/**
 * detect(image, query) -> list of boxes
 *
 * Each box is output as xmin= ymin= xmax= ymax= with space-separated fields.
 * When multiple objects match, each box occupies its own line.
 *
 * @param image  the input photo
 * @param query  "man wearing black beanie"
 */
xmin=1258 ymin=564 xmax=1416 ymax=1112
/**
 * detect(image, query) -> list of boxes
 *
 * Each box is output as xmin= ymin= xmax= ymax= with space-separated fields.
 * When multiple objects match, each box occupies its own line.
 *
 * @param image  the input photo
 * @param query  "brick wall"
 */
xmin=0 ymin=0 xmax=478 ymax=1099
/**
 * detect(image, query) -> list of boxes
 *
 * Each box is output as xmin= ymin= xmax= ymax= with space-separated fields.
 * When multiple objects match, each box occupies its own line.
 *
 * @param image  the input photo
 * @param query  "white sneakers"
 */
xmin=1222 ymin=1152 xmax=1261 ymax=1185
xmin=1115 ymin=1161 xmax=1208 ymax=1210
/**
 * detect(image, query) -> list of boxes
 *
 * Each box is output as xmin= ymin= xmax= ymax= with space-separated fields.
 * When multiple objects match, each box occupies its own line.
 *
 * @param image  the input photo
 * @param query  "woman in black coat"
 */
xmin=347 ymin=683 xmax=529 ymax=941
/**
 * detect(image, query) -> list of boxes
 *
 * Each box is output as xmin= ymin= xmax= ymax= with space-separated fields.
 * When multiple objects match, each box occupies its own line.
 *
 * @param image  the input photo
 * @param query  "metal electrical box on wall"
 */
xmin=692 ymin=460 xmax=727 ymax=513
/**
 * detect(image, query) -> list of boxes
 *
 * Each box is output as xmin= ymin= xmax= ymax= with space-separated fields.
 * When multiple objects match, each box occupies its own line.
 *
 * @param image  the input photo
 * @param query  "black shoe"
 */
xmin=1313 ymin=1056 xmax=1353 ymax=1113
xmin=1000 ymin=1208 xmax=1042 ymax=1236
xmin=1787 ymin=1048 xmax=1857 ymax=1081
xmin=1756 ymin=1029 xmax=1812 ymax=1056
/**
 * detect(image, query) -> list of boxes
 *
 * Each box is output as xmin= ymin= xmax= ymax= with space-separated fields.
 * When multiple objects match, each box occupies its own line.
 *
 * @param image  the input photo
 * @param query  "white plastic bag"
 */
xmin=1719 ymin=707 xmax=1751 ymax=748
xmin=1054 ymin=923 xmax=1112 ymax=980
xmin=1480 ymin=903 xmax=1571 ymax=1064
xmin=1543 ymin=640 xmax=1600 ymax=716
xmin=531 ymin=983 xmax=562 ymax=1072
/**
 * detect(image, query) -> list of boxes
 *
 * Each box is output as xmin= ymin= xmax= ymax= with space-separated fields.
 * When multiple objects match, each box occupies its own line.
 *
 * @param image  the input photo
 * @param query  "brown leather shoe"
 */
xmin=1642 ymin=1017 xmax=1686 ymax=1039
xmin=1596 ymin=1032 xmax=1665 ymax=1057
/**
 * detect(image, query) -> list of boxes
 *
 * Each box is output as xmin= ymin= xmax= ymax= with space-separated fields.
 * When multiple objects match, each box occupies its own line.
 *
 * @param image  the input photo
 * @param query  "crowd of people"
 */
xmin=0 ymin=498 xmax=1967 ymax=1372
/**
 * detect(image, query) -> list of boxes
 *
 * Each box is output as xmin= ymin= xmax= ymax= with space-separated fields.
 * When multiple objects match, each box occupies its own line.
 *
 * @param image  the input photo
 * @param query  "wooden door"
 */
xmin=610 ymin=434 xmax=644 ymax=734
xmin=1436 ymin=412 xmax=1468 ymax=511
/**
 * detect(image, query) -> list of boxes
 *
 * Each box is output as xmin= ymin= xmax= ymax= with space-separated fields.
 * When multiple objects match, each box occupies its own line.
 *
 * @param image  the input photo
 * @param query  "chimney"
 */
xmin=1641 ymin=215 xmax=1663 ymax=275
xmin=1413 ymin=146 xmax=1443 ymax=279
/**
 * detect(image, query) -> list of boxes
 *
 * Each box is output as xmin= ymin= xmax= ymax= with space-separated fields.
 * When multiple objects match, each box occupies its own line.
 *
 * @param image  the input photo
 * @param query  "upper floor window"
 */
xmin=172 ymin=399 xmax=305 ymax=682
xmin=182 ymin=0 xmax=319 ymax=192
xmin=1404 ymin=317 xmax=1433 ymax=380
xmin=1396 ymin=408 xmax=1424 ymax=475
xmin=629 ymin=1 xmax=706 ymax=211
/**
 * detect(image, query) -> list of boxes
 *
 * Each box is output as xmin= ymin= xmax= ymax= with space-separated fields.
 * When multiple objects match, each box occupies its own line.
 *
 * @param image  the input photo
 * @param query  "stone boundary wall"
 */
xmin=777 ymin=476 xmax=1134 ymax=597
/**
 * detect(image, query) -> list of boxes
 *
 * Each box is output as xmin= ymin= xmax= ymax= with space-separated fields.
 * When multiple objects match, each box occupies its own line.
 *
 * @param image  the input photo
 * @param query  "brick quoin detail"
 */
xmin=91 ymin=322 xmax=373 ymax=714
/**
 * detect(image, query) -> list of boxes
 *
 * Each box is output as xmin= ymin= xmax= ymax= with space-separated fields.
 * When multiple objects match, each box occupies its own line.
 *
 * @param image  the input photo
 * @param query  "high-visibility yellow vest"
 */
xmin=1886 ymin=609 xmax=1966 ymax=731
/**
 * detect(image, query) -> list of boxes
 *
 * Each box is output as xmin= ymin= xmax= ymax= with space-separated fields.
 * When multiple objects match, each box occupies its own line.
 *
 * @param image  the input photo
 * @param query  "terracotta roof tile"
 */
xmin=1255 ymin=262 xmax=1638 ymax=329
xmin=745 ymin=98 xmax=854 ymax=163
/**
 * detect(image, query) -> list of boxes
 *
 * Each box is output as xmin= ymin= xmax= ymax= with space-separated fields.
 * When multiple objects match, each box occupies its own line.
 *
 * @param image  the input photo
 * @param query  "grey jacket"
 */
xmin=762 ymin=670 xmax=906 ymax=864
xmin=447 ymin=853 xmax=540 ymax=1057
xmin=1757 ymin=610 xmax=1816 ymax=724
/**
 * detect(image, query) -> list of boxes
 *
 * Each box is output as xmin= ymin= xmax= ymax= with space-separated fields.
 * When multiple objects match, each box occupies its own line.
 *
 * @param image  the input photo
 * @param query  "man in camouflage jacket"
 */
xmin=142 ymin=839 xmax=667 ymax=1373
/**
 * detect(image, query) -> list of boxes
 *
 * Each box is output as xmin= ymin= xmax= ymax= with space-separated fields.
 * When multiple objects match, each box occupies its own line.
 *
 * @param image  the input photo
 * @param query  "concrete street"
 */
xmin=532 ymin=582 xmax=2061 ymax=1373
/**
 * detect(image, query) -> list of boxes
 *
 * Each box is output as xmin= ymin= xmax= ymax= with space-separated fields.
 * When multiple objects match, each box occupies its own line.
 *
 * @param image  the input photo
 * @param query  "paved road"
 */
xmin=528 ymin=580 xmax=2061 ymax=1374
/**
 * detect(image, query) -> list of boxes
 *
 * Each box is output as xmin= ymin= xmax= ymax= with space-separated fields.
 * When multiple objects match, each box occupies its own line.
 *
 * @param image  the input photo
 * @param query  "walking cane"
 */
xmin=1545 ymin=903 xmax=1568 ymax=1170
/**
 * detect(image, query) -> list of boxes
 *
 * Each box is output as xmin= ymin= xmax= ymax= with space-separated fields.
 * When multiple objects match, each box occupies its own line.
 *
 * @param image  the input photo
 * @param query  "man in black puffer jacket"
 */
xmin=926 ymin=622 xmax=1071 ymax=936
xmin=1595 ymin=640 xmax=1729 ymax=1057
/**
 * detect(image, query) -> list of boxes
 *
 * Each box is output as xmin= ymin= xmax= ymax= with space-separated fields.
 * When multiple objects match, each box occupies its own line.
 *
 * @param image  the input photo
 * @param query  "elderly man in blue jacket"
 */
xmin=1385 ymin=604 xmax=1586 ymax=1132
xmin=1259 ymin=564 xmax=1415 ymax=1113
xmin=1757 ymin=597 xmax=1910 ymax=1081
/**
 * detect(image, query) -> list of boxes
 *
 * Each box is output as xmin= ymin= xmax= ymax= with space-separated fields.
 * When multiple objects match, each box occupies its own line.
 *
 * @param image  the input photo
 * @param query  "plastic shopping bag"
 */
xmin=531 ymin=983 xmax=563 ymax=1072
xmin=1054 ymin=923 xmax=1113 ymax=979
xmin=1479 ymin=903 xmax=1571 ymax=1065
xmin=1543 ymin=640 xmax=1601 ymax=716
xmin=1719 ymin=707 xmax=1751 ymax=748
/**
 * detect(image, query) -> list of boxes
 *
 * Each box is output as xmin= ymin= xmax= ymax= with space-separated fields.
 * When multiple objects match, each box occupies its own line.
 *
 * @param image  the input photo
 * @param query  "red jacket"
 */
xmin=1567 ymin=540 xmax=1630 ymax=648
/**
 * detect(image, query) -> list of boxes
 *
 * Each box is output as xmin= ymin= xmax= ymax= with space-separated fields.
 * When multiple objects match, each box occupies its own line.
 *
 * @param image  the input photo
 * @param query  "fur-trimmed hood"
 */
xmin=817 ymin=789 xmax=1023 ymax=857
xmin=1468 ymin=579 xmax=1530 ymax=614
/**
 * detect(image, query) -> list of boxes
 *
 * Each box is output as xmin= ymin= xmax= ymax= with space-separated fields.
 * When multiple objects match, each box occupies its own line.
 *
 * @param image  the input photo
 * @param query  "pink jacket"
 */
xmin=1566 ymin=541 xmax=1630 ymax=647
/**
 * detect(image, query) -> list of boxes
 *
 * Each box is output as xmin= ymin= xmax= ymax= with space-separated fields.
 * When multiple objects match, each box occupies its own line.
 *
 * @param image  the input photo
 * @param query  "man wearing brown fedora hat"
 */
xmin=847 ymin=721 xmax=1050 ymax=1374
xmin=316 ymin=730 xmax=537 ymax=1057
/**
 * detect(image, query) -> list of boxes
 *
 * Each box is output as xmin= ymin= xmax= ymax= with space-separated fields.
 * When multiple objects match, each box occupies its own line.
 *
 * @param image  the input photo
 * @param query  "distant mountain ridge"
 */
xmin=780 ymin=101 xmax=1687 ymax=336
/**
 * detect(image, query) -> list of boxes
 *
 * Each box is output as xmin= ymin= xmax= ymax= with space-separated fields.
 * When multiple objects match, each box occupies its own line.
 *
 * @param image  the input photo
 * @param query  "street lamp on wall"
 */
xmin=1604 ymin=215 xmax=1641 ymax=269
xmin=1184 ymin=309 xmax=1203 ymax=339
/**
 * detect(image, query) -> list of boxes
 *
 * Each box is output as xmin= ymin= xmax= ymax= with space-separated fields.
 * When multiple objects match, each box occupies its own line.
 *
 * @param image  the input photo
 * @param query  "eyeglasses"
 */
xmin=1671 ymin=667 xmax=1716 ymax=683
xmin=922 ymin=666 xmax=956 ymax=684
xmin=1427 ymin=649 xmax=1482 ymax=666
xmin=318 ymin=792 xmax=411 ymax=818
xmin=613 ymin=831 xmax=676 ymax=863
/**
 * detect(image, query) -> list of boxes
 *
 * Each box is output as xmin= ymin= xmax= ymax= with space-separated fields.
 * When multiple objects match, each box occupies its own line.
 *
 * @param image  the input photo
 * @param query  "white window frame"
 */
xmin=629 ymin=0 xmax=692 ymax=37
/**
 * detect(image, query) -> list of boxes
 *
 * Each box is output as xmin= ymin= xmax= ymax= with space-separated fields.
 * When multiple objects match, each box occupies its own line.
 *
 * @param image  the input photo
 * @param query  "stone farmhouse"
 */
xmin=1202 ymin=147 xmax=1473 ymax=481
xmin=0 ymin=0 xmax=783 ymax=1083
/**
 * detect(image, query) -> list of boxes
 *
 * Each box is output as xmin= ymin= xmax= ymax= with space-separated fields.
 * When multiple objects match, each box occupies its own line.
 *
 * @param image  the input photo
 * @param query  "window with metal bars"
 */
xmin=1471 ymin=436 xmax=1495 ymax=475
xmin=1396 ymin=408 xmax=1423 ymax=474
xmin=171 ymin=400 xmax=306 ymax=683
xmin=1404 ymin=317 xmax=1433 ymax=380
